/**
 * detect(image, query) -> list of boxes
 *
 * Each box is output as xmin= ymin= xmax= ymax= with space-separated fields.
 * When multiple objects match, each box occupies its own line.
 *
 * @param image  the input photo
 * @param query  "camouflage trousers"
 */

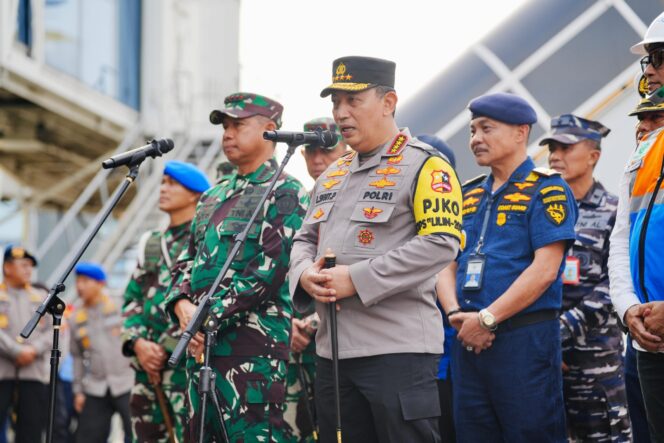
xmin=185 ymin=355 xmax=294 ymax=443
xmin=130 ymin=368 xmax=188 ymax=443
xmin=563 ymin=352 xmax=632 ymax=442
xmin=284 ymin=354 xmax=317 ymax=443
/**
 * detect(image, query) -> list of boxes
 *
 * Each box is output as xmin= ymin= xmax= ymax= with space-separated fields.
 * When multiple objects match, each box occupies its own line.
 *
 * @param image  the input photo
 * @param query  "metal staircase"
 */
xmin=93 ymin=134 xmax=224 ymax=291
xmin=36 ymin=127 xmax=224 ymax=295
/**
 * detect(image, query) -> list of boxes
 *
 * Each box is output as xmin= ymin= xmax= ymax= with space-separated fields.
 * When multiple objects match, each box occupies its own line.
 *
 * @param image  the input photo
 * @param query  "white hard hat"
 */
xmin=631 ymin=11 xmax=664 ymax=55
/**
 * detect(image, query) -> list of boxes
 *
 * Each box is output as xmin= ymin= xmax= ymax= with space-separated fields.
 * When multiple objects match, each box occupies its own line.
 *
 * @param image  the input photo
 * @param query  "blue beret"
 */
xmin=417 ymin=134 xmax=456 ymax=168
xmin=75 ymin=262 xmax=106 ymax=282
xmin=468 ymin=92 xmax=537 ymax=125
xmin=164 ymin=161 xmax=211 ymax=193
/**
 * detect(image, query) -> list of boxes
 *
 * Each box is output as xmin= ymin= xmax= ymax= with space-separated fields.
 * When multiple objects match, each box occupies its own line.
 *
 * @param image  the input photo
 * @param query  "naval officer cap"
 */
xmin=164 ymin=161 xmax=211 ymax=193
xmin=320 ymin=56 xmax=396 ymax=97
xmin=468 ymin=92 xmax=538 ymax=125
xmin=75 ymin=262 xmax=107 ymax=282
xmin=539 ymin=114 xmax=610 ymax=147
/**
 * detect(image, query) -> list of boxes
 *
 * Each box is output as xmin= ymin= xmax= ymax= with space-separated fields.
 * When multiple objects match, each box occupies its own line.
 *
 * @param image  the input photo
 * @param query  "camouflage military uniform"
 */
xmin=165 ymin=158 xmax=308 ymax=443
xmin=122 ymin=222 xmax=191 ymax=443
xmin=283 ymin=311 xmax=317 ymax=443
xmin=560 ymin=180 xmax=631 ymax=442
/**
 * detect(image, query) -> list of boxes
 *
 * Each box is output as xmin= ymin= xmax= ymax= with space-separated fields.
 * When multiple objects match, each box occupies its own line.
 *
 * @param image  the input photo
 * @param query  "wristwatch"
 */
xmin=478 ymin=309 xmax=497 ymax=331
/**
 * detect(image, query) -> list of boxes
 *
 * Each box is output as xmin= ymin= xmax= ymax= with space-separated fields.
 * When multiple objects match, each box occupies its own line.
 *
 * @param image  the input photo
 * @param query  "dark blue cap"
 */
xmin=539 ymin=114 xmax=610 ymax=146
xmin=3 ymin=245 xmax=37 ymax=267
xmin=468 ymin=92 xmax=537 ymax=125
xmin=75 ymin=262 xmax=106 ymax=282
xmin=164 ymin=161 xmax=211 ymax=193
xmin=417 ymin=134 xmax=456 ymax=168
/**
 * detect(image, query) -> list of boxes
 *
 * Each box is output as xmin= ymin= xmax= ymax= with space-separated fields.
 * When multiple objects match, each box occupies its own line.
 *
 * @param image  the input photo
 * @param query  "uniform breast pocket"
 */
xmin=492 ymin=211 xmax=529 ymax=257
xmin=342 ymin=204 xmax=397 ymax=255
xmin=218 ymin=223 xmax=262 ymax=270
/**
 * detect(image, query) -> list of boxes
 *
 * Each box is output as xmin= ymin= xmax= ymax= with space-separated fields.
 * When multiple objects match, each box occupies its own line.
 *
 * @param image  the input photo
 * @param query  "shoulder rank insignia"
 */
xmin=462 ymin=174 xmax=487 ymax=189
xmin=313 ymin=208 xmax=325 ymax=219
xmin=386 ymin=133 xmax=409 ymax=156
xmin=533 ymin=167 xmax=561 ymax=177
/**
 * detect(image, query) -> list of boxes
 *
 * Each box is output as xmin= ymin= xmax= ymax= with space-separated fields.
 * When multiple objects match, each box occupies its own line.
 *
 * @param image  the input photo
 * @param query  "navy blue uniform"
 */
xmin=452 ymin=157 xmax=577 ymax=443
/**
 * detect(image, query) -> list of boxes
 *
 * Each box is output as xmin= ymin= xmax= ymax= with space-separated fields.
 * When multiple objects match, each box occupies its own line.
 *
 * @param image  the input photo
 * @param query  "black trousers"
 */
xmin=75 ymin=390 xmax=131 ymax=443
xmin=437 ymin=376 xmax=456 ymax=443
xmin=637 ymin=351 xmax=664 ymax=443
xmin=315 ymin=353 xmax=441 ymax=443
xmin=0 ymin=379 xmax=48 ymax=443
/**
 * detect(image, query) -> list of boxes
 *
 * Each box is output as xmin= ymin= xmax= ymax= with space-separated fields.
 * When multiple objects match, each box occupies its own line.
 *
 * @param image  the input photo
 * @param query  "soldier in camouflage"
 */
xmin=165 ymin=92 xmax=308 ymax=443
xmin=285 ymin=117 xmax=347 ymax=442
xmin=543 ymin=114 xmax=631 ymax=442
xmin=122 ymin=161 xmax=211 ymax=443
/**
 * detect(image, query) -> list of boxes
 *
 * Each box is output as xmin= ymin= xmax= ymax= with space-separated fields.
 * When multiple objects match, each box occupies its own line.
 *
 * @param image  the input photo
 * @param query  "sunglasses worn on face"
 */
xmin=641 ymin=49 xmax=664 ymax=72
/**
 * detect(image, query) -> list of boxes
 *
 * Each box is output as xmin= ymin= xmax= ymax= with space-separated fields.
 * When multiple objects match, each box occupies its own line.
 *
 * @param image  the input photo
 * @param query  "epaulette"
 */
xmin=462 ymin=174 xmax=487 ymax=188
xmin=532 ymin=167 xmax=561 ymax=177
xmin=409 ymin=138 xmax=437 ymax=154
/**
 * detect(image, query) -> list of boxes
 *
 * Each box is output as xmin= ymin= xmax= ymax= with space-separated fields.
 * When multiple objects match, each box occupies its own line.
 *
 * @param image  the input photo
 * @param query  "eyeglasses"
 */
xmin=640 ymin=49 xmax=664 ymax=72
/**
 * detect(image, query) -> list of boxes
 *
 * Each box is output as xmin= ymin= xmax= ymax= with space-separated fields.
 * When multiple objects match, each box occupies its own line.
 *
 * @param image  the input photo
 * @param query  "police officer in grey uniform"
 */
xmin=289 ymin=56 xmax=463 ymax=443
xmin=69 ymin=262 xmax=133 ymax=443
xmin=0 ymin=245 xmax=50 ymax=443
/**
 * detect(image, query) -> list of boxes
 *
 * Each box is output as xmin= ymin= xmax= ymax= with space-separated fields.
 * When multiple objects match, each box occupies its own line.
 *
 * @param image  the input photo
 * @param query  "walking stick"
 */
xmin=324 ymin=249 xmax=342 ymax=443
xmin=153 ymin=381 xmax=178 ymax=443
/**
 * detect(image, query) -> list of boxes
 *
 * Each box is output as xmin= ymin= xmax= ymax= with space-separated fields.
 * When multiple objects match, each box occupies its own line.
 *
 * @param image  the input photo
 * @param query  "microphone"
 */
xmin=263 ymin=129 xmax=338 ymax=147
xmin=102 ymin=138 xmax=175 ymax=169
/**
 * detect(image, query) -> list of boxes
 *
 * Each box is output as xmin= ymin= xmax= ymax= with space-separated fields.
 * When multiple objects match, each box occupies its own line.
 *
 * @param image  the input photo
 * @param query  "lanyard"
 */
xmin=474 ymin=193 xmax=494 ymax=254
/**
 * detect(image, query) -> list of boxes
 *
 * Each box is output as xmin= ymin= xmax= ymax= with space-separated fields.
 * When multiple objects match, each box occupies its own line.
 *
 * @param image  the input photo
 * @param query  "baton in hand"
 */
xmin=324 ymin=249 xmax=342 ymax=443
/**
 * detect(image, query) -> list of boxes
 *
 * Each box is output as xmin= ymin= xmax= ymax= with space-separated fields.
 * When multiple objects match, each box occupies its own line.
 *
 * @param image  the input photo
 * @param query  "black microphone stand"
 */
xmin=21 ymin=150 xmax=156 ymax=443
xmin=168 ymin=138 xmax=301 ymax=443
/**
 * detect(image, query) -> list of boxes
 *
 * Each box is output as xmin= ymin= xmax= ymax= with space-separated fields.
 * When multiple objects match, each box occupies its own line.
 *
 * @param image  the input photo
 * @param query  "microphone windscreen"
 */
xmin=321 ymin=131 xmax=339 ymax=148
xmin=158 ymin=138 xmax=175 ymax=153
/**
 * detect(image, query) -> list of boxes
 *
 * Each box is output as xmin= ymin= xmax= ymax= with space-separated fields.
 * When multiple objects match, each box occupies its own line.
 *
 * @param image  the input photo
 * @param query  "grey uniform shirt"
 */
xmin=289 ymin=129 xmax=463 ymax=359
xmin=0 ymin=284 xmax=50 ymax=383
xmin=69 ymin=295 xmax=134 ymax=397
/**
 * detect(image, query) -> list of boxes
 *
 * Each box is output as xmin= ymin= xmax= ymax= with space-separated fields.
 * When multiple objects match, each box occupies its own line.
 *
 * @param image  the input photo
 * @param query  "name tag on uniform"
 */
xmin=562 ymin=256 xmax=580 ymax=285
xmin=463 ymin=254 xmax=485 ymax=291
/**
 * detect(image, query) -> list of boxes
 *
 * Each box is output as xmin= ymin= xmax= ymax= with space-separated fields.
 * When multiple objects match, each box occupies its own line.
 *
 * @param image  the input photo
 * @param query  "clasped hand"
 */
xmin=299 ymin=256 xmax=356 ymax=308
xmin=451 ymin=312 xmax=495 ymax=355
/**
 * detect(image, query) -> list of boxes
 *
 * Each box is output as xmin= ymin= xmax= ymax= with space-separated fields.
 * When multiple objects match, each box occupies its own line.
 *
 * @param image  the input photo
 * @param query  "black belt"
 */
xmin=495 ymin=309 xmax=559 ymax=333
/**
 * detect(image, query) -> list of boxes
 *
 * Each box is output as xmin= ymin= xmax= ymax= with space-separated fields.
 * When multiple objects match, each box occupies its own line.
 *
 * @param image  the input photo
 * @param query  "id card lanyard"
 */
xmin=463 ymin=193 xmax=493 ymax=291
